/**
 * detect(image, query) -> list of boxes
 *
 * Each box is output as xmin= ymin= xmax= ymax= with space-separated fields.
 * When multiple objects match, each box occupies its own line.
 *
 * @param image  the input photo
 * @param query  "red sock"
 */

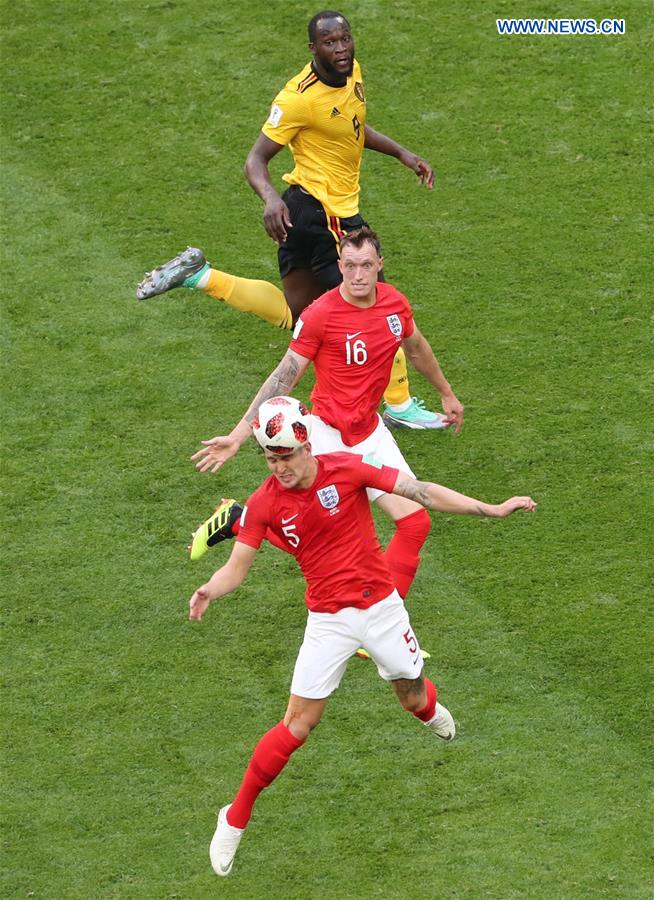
xmin=413 ymin=678 xmax=438 ymax=722
xmin=384 ymin=509 xmax=431 ymax=598
xmin=232 ymin=518 xmax=289 ymax=554
xmin=226 ymin=721 xmax=305 ymax=829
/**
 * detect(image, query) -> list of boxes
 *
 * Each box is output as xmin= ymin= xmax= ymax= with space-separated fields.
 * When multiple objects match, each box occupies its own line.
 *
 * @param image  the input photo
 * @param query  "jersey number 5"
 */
xmin=345 ymin=337 xmax=368 ymax=366
xmin=282 ymin=522 xmax=300 ymax=548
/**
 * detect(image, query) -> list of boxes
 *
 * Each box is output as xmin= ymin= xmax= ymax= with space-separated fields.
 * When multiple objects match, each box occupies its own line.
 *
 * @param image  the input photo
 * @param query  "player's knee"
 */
xmin=284 ymin=707 xmax=323 ymax=741
xmin=396 ymin=508 xmax=431 ymax=546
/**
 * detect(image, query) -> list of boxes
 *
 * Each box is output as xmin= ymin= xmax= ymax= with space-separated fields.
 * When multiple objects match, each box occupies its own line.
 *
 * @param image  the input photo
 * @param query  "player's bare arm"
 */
xmin=392 ymin=474 xmax=537 ymax=517
xmin=192 ymin=349 xmax=311 ymax=474
xmin=189 ymin=542 xmax=258 ymax=620
xmin=401 ymin=327 xmax=464 ymax=432
xmin=244 ymin=133 xmax=293 ymax=244
xmin=364 ymin=126 xmax=434 ymax=189
xmin=240 ymin=349 xmax=309 ymax=426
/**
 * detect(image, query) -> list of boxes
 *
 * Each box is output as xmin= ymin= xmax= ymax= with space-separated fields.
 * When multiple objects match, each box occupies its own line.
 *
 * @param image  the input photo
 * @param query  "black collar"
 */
xmin=310 ymin=61 xmax=348 ymax=89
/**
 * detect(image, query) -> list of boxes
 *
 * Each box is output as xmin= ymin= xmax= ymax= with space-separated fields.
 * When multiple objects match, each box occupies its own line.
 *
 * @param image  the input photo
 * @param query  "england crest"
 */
xmin=317 ymin=484 xmax=340 ymax=510
xmin=386 ymin=314 xmax=402 ymax=337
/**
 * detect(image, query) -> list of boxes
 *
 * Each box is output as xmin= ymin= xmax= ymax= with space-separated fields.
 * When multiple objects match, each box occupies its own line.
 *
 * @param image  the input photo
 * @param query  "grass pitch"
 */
xmin=2 ymin=1 xmax=652 ymax=897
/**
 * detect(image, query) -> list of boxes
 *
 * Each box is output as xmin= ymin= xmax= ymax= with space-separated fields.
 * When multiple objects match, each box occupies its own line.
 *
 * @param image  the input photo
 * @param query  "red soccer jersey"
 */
xmin=236 ymin=452 xmax=400 ymax=613
xmin=289 ymin=283 xmax=415 ymax=444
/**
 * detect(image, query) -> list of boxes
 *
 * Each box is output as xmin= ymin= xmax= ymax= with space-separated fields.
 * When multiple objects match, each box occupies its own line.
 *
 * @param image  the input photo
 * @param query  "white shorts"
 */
xmin=309 ymin=414 xmax=415 ymax=501
xmin=290 ymin=590 xmax=424 ymax=699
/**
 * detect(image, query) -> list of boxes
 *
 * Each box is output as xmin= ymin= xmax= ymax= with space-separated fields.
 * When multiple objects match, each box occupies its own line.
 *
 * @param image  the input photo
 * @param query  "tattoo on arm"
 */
xmin=395 ymin=476 xmax=487 ymax=515
xmin=243 ymin=354 xmax=302 ymax=424
xmin=395 ymin=477 xmax=433 ymax=508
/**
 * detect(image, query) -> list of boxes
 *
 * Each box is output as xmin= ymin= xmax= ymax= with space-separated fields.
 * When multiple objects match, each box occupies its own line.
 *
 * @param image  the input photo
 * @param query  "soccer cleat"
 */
xmin=382 ymin=398 xmax=447 ymax=430
xmin=136 ymin=247 xmax=209 ymax=300
xmin=425 ymin=702 xmax=456 ymax=741
xmin=190 ymin=499 xmax=243 ymax=561
xmin=209 ymin=804 xmax=244 ymax=877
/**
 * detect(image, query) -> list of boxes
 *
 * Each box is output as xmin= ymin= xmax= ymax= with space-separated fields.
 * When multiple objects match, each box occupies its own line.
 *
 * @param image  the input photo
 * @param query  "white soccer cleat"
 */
xmin=209 ymin=804 xmax=244 ymax=877
xmin=425 ymin=702 xmax=456 ymax=741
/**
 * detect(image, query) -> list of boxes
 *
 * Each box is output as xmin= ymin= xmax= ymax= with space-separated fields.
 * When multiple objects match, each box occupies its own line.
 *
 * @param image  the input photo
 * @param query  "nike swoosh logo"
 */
xmin=346 ymin=331 xmax=362 ymax=340
xmin=412 ymin=655 xmax=420 ymax=666
xmin=281 ymin=514 xmax=298 ymax=524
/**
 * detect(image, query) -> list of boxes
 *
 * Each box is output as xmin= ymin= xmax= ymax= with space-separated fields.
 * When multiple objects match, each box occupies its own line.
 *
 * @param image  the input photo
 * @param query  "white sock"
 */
xmin=386 ymin=398 xmax=412 ymax=413
xmin=196 ymin=268 xmax=211 ymax=289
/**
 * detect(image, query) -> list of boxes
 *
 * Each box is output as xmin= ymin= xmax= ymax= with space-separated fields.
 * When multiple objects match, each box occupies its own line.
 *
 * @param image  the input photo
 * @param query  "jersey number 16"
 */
xmin=345 ymin=337 xmax=368 ymax=366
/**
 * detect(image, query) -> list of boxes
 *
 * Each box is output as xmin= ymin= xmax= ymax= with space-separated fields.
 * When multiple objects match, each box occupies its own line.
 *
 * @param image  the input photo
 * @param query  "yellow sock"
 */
xmin=383 ymin=348 xmax=411 ymax=406
xmin=202 ymin=270 xmax=293 ymax=330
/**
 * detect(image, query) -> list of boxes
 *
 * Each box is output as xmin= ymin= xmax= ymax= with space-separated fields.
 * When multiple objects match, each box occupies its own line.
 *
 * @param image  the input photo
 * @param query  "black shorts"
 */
xmin=277 ymin=185 xmax=370 ymax=290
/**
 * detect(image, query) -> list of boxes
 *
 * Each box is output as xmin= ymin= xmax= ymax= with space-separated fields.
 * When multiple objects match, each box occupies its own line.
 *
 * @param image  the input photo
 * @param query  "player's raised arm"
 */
xmin=391 ymin=473 xmax=537 ymax=518
xmin=192 ymin=348 xmax=311 ymax=474
xmin=189 ymin=542 xmax=258 ymax=620
xmin=363 ymin=126 xmax=434 ymax=189
xmin=244 ymin=133 xmax=293 ymax=244
xmin=401 ymin=326 xmax=464 ymax=433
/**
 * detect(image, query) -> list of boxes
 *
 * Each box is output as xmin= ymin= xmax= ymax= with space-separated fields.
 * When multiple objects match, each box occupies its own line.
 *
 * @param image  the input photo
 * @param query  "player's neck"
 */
xmin=338 ymin=283 xmax=377 ymax=308
xmin=310 ymin=60 xmax=348 ymax=88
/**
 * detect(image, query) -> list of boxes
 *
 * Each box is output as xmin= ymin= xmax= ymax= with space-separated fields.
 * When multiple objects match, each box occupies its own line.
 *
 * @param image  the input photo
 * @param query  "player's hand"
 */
xmin=399 ymin=151 xmax=435 ymax=190
xmin=189 ymin=585 xmax=213 ymax=620
xmin=441 ymin=392 xmax=464 ymax=434
xmin=191 ymin=436 xmax=240 ymax=474
xmin=263 ymin=196 xmax=293 ymax=244
xmin=494 ymin=497 xmax=538 ymax=517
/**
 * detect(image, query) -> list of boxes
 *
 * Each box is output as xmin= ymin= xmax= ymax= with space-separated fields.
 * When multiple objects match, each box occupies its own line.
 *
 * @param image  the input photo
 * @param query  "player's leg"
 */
xmin=136 ymin=247 xmax=294 ymax=329
xmin=202 ymin=268 xmax=293 ymax=328
xmin=273 ymin=185 xmax=331 ymax=320
xmin=210 ymin=608 xmax=359 ymax=875
xmin=225 ymin=695 xmax=327 ymax=829
xmin=281 ymin=268 xmax=324 ymax=321
xmin=375 ymin=492 xmax=431 ymax=599
xmin=391 ymin=675 xmax=456 ymax=740
xmin=359 ymin=421 xmax=432 ymax=599
xmin=363 ymin=591 xmax=455 ymax=741
xmin=210 ymin=700 xmax=321 ymax=877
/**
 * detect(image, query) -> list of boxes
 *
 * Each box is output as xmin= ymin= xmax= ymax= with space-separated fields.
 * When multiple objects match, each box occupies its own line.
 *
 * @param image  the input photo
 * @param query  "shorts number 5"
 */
xmin=403 ymin=628 xmax=418 ymax=654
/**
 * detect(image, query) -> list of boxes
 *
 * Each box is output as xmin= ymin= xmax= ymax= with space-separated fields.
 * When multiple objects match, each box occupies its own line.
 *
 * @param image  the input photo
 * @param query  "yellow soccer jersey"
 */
xmin=261 ymin=59 xmax=367 ymax=218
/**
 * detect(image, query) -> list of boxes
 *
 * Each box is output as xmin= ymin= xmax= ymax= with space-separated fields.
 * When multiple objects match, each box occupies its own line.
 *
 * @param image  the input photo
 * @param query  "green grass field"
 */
xmin=2 ymin=1 xmax=652 ymax=897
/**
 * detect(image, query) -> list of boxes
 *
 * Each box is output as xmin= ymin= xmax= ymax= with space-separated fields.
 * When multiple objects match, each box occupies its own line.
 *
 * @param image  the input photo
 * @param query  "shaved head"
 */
xmin=308 ymin=10 xmax=351 ymax=42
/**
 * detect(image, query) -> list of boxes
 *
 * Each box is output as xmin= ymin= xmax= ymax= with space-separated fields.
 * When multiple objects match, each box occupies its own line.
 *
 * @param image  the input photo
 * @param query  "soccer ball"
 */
xmin=252 ymin=396 xmax=312 ymax=454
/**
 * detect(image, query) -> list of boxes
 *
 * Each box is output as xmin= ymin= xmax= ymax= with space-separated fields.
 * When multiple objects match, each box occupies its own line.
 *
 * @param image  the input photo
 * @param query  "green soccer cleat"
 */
xmin=136 ymin=247 xmax=210 ymax=300
xmin=382 ymin=397 xmax=447 ymax=430
xmin=189 ymin=499 xmax=243 ymax=561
